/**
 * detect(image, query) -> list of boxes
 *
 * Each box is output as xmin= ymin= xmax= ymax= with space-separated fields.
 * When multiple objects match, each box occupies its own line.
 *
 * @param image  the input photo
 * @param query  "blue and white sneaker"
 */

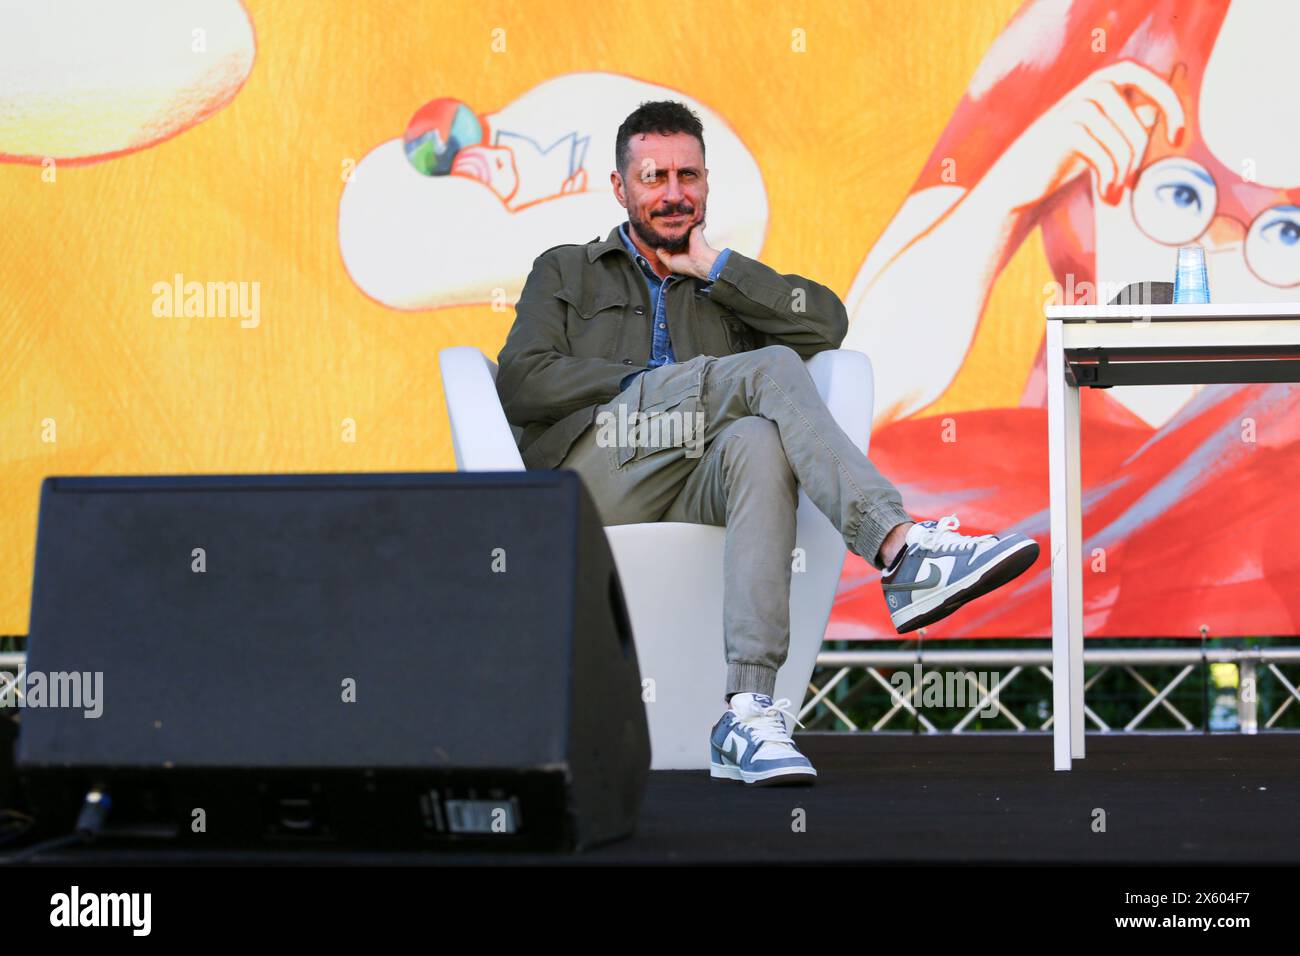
xmin=881 ymin=514 xmax=1039 ymax=633
xmin=709 ymin=694 xmax=817 ymax=786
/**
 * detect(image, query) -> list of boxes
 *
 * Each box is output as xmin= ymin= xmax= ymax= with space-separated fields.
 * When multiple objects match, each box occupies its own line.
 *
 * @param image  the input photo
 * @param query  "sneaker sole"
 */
xmin=892 ymin=539 xmax=1040 ymax=634
xmin=710 ymin=762 xmax=817 ymax=786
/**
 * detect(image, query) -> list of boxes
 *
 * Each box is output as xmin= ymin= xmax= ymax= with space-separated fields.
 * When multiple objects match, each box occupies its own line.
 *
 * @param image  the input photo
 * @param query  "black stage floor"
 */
xmin=18 ymin=733 xmax=1300 ymax=865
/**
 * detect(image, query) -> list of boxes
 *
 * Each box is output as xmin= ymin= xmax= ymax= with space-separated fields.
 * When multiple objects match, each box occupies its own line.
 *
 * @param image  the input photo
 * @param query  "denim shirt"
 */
xmin=617 ymin=221 xmax=731 ymax=391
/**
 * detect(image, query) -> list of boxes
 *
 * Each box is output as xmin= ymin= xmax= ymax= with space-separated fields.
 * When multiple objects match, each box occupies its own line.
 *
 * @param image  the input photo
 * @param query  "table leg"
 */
xmin=1064 ymin=377 xmax=1085 ymax=759
xmin=1046 ymin=320 xmax=1074 ymax=771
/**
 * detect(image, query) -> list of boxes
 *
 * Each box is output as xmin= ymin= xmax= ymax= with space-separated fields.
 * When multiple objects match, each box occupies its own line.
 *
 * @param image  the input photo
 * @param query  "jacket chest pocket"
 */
xmin=554 ymin=287 xmax=629 ymax=358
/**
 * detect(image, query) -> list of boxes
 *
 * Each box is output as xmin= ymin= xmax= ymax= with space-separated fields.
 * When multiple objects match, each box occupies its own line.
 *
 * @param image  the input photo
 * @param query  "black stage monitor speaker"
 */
xmin=18 ymin=471 xmax=648 ymax=852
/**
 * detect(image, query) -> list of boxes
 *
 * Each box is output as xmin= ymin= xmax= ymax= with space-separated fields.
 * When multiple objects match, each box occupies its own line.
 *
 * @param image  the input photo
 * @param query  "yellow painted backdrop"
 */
xmin=0 ymin=0 xmax=1042 ymax=632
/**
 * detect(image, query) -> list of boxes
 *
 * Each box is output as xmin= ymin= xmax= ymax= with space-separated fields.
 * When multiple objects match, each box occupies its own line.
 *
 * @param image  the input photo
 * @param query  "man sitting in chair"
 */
xmin=495 ymin=101 xmax=1039 ymax=786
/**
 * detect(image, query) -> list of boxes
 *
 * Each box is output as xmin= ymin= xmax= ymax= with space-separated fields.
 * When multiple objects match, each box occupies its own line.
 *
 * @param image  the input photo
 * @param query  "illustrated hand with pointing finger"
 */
xmin=981 ymin=60 xmax=1187 ymax=213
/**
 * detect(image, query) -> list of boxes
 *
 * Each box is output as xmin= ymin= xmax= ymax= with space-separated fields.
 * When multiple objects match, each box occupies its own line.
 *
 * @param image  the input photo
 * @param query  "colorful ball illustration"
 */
xmin=402 ymin=97 xmax=482 ymax=176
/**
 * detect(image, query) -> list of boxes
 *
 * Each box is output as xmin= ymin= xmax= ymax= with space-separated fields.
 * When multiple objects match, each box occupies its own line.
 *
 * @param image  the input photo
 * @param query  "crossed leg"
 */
xmin=561 ymin=345 xmax=914 ymax=697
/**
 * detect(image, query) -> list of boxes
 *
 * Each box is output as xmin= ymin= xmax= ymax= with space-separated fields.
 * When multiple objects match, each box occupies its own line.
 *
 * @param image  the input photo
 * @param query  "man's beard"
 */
xmin=628 ymin=201 xmax=699 ymax=254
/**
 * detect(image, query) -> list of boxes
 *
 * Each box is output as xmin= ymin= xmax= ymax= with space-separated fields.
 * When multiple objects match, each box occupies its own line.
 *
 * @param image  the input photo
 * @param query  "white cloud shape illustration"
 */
xmin=0 ymin=0 xmax=255 ymax=163
xmin=338 ymin=72 xmax=769 ymax=310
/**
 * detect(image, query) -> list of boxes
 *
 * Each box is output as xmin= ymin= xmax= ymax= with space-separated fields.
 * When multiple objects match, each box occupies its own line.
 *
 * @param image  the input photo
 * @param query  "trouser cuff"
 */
xmin=853 ymin=501 xmax=914 ymax=570
xmin=726 ymin=661 xmax=778 ymax=698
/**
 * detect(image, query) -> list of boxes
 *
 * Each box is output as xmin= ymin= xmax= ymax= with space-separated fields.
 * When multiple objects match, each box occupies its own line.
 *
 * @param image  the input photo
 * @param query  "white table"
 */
xmin=1046 ymin=302 xmax=1300 ymax=770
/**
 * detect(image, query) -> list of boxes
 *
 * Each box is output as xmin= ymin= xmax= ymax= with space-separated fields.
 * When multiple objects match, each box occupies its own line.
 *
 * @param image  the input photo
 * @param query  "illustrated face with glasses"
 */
xmin=1096 ymin=106 xmax=1300 ymax=296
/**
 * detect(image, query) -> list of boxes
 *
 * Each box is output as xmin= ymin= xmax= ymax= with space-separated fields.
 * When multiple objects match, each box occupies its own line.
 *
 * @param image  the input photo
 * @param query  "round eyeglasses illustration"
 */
xmin=1132 ymin=154 xmax=1300 ymax=288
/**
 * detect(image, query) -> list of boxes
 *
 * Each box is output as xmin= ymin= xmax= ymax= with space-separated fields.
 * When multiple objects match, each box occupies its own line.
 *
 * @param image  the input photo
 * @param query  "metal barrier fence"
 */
xmin=804 ymin=646 xmax=1300 ymax=733
xmin=6 ymin=646 xmax=1299 ymax=734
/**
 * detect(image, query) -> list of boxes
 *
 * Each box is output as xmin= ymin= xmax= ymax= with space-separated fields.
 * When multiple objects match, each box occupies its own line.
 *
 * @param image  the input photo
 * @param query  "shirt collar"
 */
xmin=588 ymin=223 xmax=696 ymax=287
xmin=618 ymin=221 xmax=637 ymax=254
xmin=618 ymin=222 xmax=660 ymax=279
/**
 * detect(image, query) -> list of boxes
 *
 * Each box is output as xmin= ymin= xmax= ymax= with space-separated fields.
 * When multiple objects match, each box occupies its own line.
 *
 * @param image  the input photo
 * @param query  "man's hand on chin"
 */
xmin=656 ymin=222 xmax=720 ymax=280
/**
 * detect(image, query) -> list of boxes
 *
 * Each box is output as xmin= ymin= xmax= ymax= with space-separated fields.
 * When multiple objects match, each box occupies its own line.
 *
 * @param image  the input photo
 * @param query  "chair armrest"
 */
xmin=438 ymin=347 xmax=526 ymax=471
xmin=803 ymin=348 xmax=875 ymax=456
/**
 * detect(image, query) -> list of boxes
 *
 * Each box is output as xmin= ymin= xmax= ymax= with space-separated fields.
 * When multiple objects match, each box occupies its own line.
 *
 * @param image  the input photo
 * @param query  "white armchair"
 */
xmin=439 ymin=346 xmax=875 ymax=769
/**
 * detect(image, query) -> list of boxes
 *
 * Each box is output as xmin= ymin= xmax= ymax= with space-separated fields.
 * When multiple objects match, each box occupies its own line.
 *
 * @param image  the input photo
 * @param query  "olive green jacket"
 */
xmin=496 ymin=225 xmax=849 ymax=470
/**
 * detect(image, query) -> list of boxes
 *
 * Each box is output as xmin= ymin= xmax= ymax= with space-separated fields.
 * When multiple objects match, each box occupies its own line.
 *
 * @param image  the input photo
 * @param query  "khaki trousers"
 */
xmin=559 ymin=345 xmax=912 ymax=697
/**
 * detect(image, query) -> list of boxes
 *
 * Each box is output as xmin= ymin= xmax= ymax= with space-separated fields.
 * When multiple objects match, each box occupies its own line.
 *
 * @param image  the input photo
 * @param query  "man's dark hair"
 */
xmin=614 ymin=101 xmax=706 ymax=179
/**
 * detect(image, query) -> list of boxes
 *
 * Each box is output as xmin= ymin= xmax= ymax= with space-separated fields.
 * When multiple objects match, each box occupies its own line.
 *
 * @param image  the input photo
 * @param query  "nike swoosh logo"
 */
xmin=722 ymin=732 xmax=747 ymax=763
xmin=882 ymin=564 xmax=942 ymax=592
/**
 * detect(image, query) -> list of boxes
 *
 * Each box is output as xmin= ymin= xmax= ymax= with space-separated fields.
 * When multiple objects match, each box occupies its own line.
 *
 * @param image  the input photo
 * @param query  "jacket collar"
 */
xmin=586 ymin=224 xmax=631 ymax=263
